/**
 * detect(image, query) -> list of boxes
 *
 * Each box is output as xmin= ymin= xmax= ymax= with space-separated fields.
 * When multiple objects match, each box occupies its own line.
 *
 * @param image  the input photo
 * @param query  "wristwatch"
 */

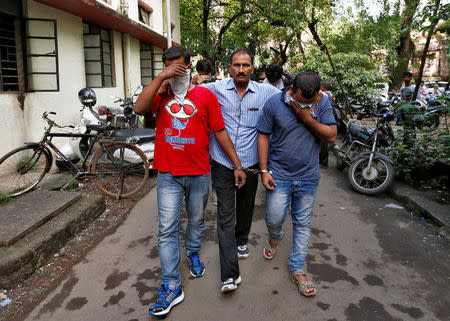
xmin=233 ymin=166 xmax=245 ymax=171
xmin=260 ymin=169 xmax=272 ymax=175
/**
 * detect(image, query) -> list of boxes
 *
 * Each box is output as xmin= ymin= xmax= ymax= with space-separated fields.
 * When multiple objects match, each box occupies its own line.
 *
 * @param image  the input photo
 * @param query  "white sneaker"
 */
xmin=237 ymin=245 xmax=249 ymax=259
xmin=221 ymin=276 xmax=242 ymax=293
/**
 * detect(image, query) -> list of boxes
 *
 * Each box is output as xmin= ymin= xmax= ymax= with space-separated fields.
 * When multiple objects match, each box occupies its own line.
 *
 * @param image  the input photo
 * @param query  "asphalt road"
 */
xmin=25 ymin=162 xmax=450 ymax=321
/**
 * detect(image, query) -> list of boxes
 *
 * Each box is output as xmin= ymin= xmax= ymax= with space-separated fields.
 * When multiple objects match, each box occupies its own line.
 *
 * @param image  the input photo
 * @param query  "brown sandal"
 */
xmin=289 ymin=270 xmax=316 ymax=297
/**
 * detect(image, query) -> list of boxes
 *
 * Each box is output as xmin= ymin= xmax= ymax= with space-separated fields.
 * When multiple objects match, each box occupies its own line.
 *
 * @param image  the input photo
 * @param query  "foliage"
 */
xmin=292 ymin=50 xmax=385 ymax=103
xmin=64 ymin=178 xmax=79 ymax=191
xmin=0 ymin=193 xmax=12 ymax=205
xmin=389 ymin=128 xmax=450 ymax=192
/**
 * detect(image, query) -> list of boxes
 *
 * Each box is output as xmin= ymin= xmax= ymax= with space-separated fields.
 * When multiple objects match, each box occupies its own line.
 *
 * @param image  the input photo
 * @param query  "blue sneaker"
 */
xmin=187 ymin=251 xmax=205 ymax=278
xmin=237 ymin=245 xmax=249 ymax=259
xmin=148 ymin=282 xmax=184 ymax=316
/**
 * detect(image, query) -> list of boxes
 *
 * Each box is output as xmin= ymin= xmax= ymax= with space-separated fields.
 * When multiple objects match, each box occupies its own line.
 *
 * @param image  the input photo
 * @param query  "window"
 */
xmin=138 ymin=1 xmax=153 ymax=27
xmin=140 ymin=42 xmax=153 ymax=85
xmin=25 ymin=18 xmax=59 ymax=91
xmin=83 ymin=22 xmax=114 ymax=88
xmin=0 ymin=14 xmax=24 ymax=91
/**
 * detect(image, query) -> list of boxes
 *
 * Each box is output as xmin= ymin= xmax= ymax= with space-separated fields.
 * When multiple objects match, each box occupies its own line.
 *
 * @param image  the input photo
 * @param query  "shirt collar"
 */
xmin=226 ymin=78 xmax=256 ymax=93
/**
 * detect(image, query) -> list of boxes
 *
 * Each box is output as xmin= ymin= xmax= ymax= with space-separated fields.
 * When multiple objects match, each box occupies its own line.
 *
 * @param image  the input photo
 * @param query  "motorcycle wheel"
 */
xmin=348 ymin=156 xmax=394 ymax=195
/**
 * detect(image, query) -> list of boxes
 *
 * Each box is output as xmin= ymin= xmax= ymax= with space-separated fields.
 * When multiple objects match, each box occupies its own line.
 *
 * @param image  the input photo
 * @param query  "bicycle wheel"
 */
xmin=0 ymin=145 xmax=51 ymax=197
xmin=90 ymin=143 xmax=149 ymax=198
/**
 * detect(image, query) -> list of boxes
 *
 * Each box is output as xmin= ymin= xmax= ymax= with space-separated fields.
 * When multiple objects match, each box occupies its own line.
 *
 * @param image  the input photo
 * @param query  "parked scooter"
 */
xmin=55 ymin=87 xmax=155 ymax=169
xmin=330 ymin=108 xmax=395 ymax=195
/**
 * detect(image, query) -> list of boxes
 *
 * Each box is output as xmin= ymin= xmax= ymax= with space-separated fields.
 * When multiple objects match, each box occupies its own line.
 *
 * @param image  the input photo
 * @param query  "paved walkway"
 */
xmin=25 ymin=166 xmax=450 ymax=321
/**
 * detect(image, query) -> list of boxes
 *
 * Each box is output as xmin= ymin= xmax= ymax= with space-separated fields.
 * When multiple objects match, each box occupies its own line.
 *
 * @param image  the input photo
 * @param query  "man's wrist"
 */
xmin=233 ymin=166 xmax=244 ymax=171
xmin=260 ymin=169 xmax=272 ymax=175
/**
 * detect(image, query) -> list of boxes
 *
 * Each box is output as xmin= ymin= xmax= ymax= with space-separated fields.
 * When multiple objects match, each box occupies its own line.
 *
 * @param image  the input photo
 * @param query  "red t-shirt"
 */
xmin=150 ymin=85 xmax=225 ymax=175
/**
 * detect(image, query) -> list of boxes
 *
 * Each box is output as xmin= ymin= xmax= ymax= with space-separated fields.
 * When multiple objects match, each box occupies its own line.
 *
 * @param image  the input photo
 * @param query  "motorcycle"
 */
xmin=330 ymin=108 xmax=395 ymax=195
xmin=56 ymin=87 xmax=156 ymax=169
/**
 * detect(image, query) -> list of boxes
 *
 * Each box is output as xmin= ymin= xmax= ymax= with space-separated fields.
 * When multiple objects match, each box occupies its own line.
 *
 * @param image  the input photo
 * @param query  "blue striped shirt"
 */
xmin=202 ymin=79 xmax=280 ymax=169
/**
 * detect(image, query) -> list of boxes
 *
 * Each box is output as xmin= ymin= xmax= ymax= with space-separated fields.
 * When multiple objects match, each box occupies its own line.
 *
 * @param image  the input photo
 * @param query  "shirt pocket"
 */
xmin=245 ymin=107 xmax=262 ymax=127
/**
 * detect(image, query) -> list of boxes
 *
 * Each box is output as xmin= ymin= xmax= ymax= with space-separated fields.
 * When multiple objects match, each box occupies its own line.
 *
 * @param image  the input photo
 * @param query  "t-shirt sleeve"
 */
xmin=149 ymin=94 xmax=163 ymax=114
xmin=207 ymin=91 xmax=225 ymax=132
xmin=318 ymin=95 xmax=336 ymax=126
xmin=256 ymin=99 xmax=275 ymax=135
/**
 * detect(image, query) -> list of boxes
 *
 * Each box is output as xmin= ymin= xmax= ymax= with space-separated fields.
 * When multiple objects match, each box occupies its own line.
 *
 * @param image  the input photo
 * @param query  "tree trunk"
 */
xmin=412 ymin=0 xmax=440 ymax=101
xmin=308 ymin=19 xmax=351 ymax=119
xmin=391 ymin=0 xmax=420 ymax=90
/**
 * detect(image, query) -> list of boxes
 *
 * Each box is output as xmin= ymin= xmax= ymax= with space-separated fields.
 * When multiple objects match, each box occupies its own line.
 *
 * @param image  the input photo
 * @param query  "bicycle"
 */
xmin=0 ymin=112 xmax=150 ymax=199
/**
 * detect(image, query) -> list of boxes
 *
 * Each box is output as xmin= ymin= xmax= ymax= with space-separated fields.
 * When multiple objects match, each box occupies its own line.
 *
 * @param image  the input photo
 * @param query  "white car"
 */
xmin=424 ymin=81 xmax=446 ymax=96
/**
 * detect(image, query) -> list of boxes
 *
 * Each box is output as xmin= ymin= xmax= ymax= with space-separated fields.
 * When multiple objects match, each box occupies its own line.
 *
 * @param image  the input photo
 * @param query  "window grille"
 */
xmin=25 ymin=18 xmax=59 ymax=91
xmin=0 ymin=13 xmax=22 ymax=91
xmin=140 ymin=42 xmax=153 ymax=85
xmin=83 ymin=22 xmax=114 ymax=88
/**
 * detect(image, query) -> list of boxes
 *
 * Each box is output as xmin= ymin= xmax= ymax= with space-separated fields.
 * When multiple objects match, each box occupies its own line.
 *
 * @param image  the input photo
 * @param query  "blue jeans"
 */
xmin=157 ymin=171 xmax=209 ymax=290
xmin=265 ymin=179 xmax=318 ymax=272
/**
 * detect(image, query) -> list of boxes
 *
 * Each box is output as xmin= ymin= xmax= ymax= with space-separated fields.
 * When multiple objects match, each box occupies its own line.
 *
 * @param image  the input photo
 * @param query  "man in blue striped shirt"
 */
xmin=202 ymin=49 xmax=280 ymax=292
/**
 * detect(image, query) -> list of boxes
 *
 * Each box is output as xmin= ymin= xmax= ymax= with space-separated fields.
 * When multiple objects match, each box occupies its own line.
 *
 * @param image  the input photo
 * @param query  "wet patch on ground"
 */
xmin=363 ymin=274 xmax=383 ymax=286
xmin=311 ymin=227 xmax=331 ymax=238
xmin=308 ymin=263 xmax=359 ymax=285
xmin=345 ymin=297 xmax=401 ymax=321
xmin=123 ymin=308 xmax=135 ymax=315
xmin=137 ymin=267 xmax=162 ymax=281
xmin=128 ymin=235 xmax=153 ymax=249
xmin=103 ymin=291 xmax=125 ymax=307
xmin=306 ymin=254 xmax=316 ymax=262
xmin=147 ymin=245 xmax=159 ymax=259
xmin=37 ymin=274 xmax=78 ymax=317
xmin=317 ymin=302 xmax=330 ymax=311
xmin=272 ymin=290 xmax=278 ymax=294
xmin=336 ymin=254 xmax=347 ymax=266
xmin=131 ymin=281 xmax=157 ymax=306
xmin=104 ymin=270 xmax=130 ymax=290
xmin=311 ymin=242 xmax=331 ymax=250
xmin=362 ymin=258 xmax=380 ymax=270
xmin=391 ymin=303 xmax=424 ymax=319
xmin=320 ymin=254 xmax=331 ymax=261
xmin=65 ymin=297 xmax=88 ymax=311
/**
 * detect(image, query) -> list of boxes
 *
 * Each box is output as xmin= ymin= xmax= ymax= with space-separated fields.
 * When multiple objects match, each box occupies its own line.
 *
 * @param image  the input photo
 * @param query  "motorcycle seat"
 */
xmin=110 ymin=128 xmax=156 ymax=143
xmin=348 ymin=122 xmax=374 ymax=138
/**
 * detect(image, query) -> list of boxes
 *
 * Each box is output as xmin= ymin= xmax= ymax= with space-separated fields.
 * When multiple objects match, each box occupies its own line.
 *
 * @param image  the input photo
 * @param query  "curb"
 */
xmin=0 ymin=194 xmax=105 ymax=289
xmin=388 ymin=181 xmax=450 ymax=241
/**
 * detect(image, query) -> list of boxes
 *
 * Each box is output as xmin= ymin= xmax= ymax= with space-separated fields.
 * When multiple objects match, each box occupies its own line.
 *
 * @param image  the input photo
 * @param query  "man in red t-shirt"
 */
xmin=134 ymin=46 xmax=245 ymax=317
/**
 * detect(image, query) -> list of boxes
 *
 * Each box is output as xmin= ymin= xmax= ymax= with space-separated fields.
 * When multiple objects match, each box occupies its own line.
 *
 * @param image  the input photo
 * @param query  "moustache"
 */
xmin=237 ymin=73 xmax=246 ymax=77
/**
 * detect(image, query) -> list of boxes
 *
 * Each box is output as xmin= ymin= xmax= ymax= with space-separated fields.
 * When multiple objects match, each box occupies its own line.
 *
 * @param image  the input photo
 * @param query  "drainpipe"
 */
xmin=166 ymin=0 xmax=172 ymax=48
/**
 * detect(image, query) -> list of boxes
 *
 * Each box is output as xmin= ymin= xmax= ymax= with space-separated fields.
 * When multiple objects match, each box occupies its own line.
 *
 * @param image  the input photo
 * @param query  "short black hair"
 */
xmin=196 ymin=58 xmax=213 ymax=74
xmin=265 ymin=63 xmax=283 ymax=83
xmin=293 ymin=71 xmax=321 ymax=99
xmin=162 ymin=46 xmax=191 ymax=64
xmin=320 ymin=80 xmax=331 ymax=91
xmin=230 ymin=48 xmax=254 ymax=64
xmin=403 ymin=71 xmax=413 ymax=77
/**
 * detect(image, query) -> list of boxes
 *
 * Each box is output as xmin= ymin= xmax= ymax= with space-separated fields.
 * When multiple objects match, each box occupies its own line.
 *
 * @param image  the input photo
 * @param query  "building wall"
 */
xmin=0 ymin=0 xmax=179 ymax=157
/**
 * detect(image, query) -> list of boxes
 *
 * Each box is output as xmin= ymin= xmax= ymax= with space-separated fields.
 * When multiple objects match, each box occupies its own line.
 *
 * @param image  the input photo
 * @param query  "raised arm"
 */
xmin=134 ymin=64 xmax=187 ymax=115
xmin=291 ymin=100 xmax=337 ymax=142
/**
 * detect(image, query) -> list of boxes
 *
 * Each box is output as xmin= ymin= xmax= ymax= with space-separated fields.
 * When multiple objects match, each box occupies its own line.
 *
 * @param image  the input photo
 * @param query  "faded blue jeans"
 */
xmin=157 ymin=171 xmax=209 ymax=290
xmin=265 ymin=179 xmax=318 ymax=272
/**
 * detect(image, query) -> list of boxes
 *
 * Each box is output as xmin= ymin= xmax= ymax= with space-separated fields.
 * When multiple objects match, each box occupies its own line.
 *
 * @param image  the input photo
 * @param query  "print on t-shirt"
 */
xmin=164 ymin=97 xmax=197 ymax=150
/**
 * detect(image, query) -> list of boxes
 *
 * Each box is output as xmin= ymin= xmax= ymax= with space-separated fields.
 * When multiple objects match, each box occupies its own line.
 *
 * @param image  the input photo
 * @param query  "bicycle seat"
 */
xmin=110 ymin=128 xmax=156 ymax=143
xmin=86 ymin=124 xmax=109 ymax=132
